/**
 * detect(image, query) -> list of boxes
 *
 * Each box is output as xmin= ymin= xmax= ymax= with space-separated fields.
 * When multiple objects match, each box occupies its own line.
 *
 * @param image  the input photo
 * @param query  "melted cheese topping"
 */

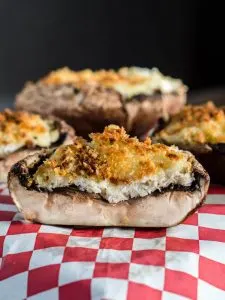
xmin=34 ymin=125 xmax=194 ymax=203
xmin=42 ymin=67 xmax=184 ymax=98
xmin=155 ymin=102 xmax=225 ymax=145
xmin=0 ymin=110 xmax=60 ymax=158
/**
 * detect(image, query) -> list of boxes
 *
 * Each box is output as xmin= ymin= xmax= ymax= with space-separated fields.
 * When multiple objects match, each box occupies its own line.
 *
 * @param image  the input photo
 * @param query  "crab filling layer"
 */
xmin=33 ymin=125 xmax=194 ymax=203
xmin=0 ymin=110 xmax=60 ymax=158
xmin=42 ymin=67 xmax=184 ymax=98
xmin=155 ymin=102 xmax=225 ymax=145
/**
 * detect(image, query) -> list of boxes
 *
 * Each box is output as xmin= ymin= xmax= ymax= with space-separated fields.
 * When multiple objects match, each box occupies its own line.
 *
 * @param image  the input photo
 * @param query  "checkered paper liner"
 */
xmin=1 ymin=184 xmax=225 ymax=300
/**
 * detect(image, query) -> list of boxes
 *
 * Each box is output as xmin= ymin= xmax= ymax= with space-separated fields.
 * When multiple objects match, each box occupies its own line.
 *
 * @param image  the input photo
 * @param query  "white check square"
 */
xmin=12 ymin=212 xmax=27 ymax=222
xmin=200 ymin=240 xmax=225 ymax=264
xmin=39 ymin=225 xmax=72 ymax=235
xmin=133 ymin=237 xmax=165 ymax=251
xmin=167 ymin=224 xmax=198 ymax=240
xmin=0 ymin=203 xmax=17 ymax=212
xmin=96 ymin=249 xmax=131 ymax=263
xmin=67 ymin=236 xmax=101 ymax=249
xmin=162 ymin=291 xmax=189 ymax=300
xmin=3 ymin=233 xmax=36 ymax=256
xmin=29 ymin=247 xmax=65 ymax=270
xmin=103 ymin=228 xmax=135 ymax=238
xmin=129 ymin=263 xmax=165 ymax=290
xmin=165 ymin=251 xmax=199 ymax=277
xmin=59 ymin=262 xmax=94 ymax=286
xmin=198 ymin=213 xmax=225 ymax=230
xmin=198 ymin=279 xmax=225 ymax=300
xmin=27 ymin=288 xmax=59 ymax=300
xmin=0 ymin=221 xmax=10 ymax=236
xmin=0 ymin=185 xmax=9 ymax=195
xmin=205 ymin=195 xmax=225 ymax=204
xmin=91 ymin=278 xmax=128 ymax=300
xmin=0 ymin=271 xmax=28 ymax=300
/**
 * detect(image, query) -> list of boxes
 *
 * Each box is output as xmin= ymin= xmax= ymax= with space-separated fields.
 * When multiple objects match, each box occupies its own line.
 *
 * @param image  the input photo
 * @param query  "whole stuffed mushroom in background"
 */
xmin=152 ymin=101 xmax=225 ymax=185
xmin=16 ymin=67 xmax=187 ymax=138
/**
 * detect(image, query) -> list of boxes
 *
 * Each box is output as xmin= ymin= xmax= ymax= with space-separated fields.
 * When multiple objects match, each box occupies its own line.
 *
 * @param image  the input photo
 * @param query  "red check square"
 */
xmin=198 ymin=204 xmax=225 ymax=215
xmin=127 ymin=282 xmax=162 ymax=300
xmin=27 ymin=264 xmax=60 ymax=297
xmin=7 ymin=222 xmax=41 ymax=235
xmin=199 ymin=227 xmax=225 ymax=243
xmin=0 ymin=211 xmax=16 ymax=221
xmin=34 ymin=233 xmax=69 ymax=249
xmin=0 ymin=195 xmax=13 ymax=204
xmin=0 ymin=251 xmax=32 ymax=281
xmin=93 ymin=263 xmax=129 ymax=279
xmin=63 ymin=247 xmax=98 ymax=262
xmin=59 ymin=279 xmax=91 ymax=300
xmin=182 ymin=213 xmax=198 ymax=226
xmin=208 ymin=185 xmax=225 ymax=194
xmin=199 ymin=256 xmax=225 ymax=290
xmin=164 ymin=269 xmax=197 ymax=300
xmin=100 ymin=237 xmax=133 ymax=250
xmin=166 ymin=237 xmax=199 ymax=254
xmin=71 ymin=228 xmax=103 ymax=237
xmin=0 ymin=236 xmax=4 ymax=257
xmin=135 ymin=229 xmax=166 ymax=239
xmin=131 ymin=250 xmax=165 ymax=266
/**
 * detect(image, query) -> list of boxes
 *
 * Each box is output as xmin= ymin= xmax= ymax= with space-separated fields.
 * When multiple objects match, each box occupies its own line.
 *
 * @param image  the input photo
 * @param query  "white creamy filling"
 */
xmin=35 ymin=166 xmax=194 ymax=203
xmin=114 ymin=67 xmax=183 ymax=98
xmin=0 ymin=143 xmax=24 ymax=159
xmin=0 ymin=125 xmax=59 ymax=159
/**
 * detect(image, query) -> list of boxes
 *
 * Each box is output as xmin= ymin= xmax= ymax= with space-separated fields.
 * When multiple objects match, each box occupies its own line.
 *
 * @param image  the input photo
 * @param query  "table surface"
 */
xmin=1 ymin=183 xmax=225 ymax=300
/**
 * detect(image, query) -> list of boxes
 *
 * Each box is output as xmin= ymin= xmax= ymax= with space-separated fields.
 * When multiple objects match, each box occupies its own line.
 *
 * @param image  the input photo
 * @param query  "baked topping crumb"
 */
xmin=155 ymin=101 xmax=225 ymax=145
xmin=0 ymin=110 xmax=60 ymax=158
xmin=41 ymin=67 xmax=184 ymax=98
xmin=34 ymin=125 xmax=194 ymax=202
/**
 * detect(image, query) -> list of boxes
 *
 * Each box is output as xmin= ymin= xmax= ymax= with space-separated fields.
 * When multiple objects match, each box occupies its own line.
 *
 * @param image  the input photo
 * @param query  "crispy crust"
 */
xmin=152 ymin=118 xmax=225 ymax=184
xmin=153 ymin=102 xmax=225 ymax=145
xmin=16 ymin=82 xmax=186 ymax=137
xmin=8 ymin=150 xmax=209 ymax=227
xmin=33 ymin=125 xmax=193 ymax=188
xmin=0 ymin=118 xmax=75 ymax=182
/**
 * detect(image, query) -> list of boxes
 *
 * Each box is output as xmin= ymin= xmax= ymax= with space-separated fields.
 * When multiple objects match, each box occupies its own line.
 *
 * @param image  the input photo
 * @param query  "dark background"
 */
xmin=0 ymin=0 xmax=225 ymax=107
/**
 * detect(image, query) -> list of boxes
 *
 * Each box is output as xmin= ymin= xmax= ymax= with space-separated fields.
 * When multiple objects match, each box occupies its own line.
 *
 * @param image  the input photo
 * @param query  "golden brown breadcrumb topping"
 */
xmin=40 ymin=67 xmax=183 ymax=99
xmin=0 ymin=109 xmax=58 ymax=147
xmin=35 ymin=125 xmax=192 ymax=185
xmin=155 ymin=101 xmax=225 ymax=144
xmin=42 ymin=67 xmax=149 ymax=87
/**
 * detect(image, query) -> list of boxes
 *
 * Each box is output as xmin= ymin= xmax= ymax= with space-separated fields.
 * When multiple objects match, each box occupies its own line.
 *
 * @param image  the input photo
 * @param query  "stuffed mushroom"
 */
xmin=16 ymin=67 xmax=187 ymax=138
xmin=8 ymin=125 xmax=209 ymax=227
xmin=153 ymin=101 xmax=225 ymax=184
xmin=0 ymin=109 xmax=75 ymax=182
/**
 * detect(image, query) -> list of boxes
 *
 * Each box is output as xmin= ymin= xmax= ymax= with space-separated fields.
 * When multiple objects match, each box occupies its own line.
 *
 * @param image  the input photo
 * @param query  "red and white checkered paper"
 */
xmin=1 ymin=184 xmax=225 ymax=300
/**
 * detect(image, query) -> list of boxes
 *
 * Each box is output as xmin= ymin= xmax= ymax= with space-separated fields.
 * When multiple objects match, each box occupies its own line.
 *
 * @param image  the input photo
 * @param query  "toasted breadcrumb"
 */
xmin=34 ymin=125 xmax=193 ymax=195
xmin=0 ymin=110 xmax=59 ymax=158
xmin=41 ymin=67 xmax=184 ymax=98
xmin=155 ymin=101 xmax=225 ymax=145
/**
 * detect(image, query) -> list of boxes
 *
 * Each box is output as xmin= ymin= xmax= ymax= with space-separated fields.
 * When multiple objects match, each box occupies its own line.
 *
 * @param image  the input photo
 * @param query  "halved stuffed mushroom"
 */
xmin=16 ymin=67 xmax=187 ymax=138
xmin=153 ymin=101 xmax=225 ymax=184
xmin=8 ymin=125 xmax=209 ymax=227
xmin=0 ymin=109 xmax=75 ymax=182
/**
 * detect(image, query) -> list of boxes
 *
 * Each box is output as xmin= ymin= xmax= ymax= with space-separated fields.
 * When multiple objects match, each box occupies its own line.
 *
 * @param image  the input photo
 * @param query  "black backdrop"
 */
xmin=0 ymin=0 xmax=225 ymax=97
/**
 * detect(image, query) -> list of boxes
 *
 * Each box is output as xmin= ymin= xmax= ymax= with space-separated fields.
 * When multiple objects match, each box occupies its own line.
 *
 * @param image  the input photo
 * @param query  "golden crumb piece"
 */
xmin=155 ymin=101 xmax=225 ymax=145
xmin=34 ymin=125 xmax=192 ymax=186
xmin=41 ymin=67 xmax=183 ymax=98
xmin=0 ymin=110 xmax=59 ymax=157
